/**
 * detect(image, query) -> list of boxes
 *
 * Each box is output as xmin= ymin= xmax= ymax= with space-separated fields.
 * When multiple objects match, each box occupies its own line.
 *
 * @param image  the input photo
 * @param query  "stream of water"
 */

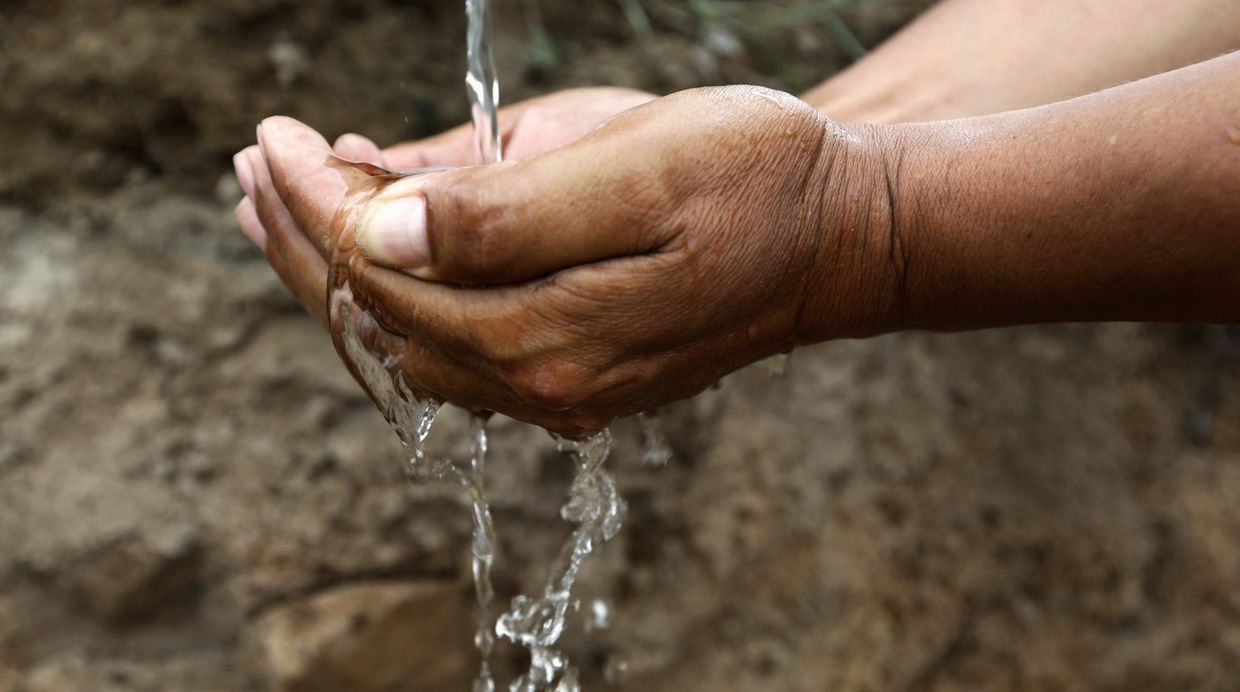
xmin=322 ymin=1 xmax=656 ymax=689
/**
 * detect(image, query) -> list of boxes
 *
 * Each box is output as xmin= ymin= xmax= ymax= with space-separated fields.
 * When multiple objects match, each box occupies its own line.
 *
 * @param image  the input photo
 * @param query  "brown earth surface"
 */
xmin=2 ymin=1 xmax=1239 ymax=691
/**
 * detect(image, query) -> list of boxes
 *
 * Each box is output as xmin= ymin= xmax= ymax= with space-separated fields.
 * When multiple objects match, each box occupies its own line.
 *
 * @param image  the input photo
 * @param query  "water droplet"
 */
xmin=639 ymin=411 xmax=672 ymax=468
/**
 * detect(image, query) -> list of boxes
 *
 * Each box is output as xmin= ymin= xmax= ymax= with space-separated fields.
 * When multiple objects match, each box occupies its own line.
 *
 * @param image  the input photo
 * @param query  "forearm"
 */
xmin=865 ymin=53 xmax=1240 ymax=334
xmin=803 ymin=0 xmax=1240 ymax=123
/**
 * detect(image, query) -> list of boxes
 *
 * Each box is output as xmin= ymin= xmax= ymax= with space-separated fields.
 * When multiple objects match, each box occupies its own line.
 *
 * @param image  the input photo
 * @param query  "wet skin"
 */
xmin=235 ymin=55 xmax=1240 ymax=436
xmin=235 ymin=86 xmax=889 ymax=436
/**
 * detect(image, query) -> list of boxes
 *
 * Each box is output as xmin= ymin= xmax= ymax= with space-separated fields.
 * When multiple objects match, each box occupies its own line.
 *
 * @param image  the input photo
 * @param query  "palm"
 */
xmin=378 ymin=87 xmax=656 ymax=168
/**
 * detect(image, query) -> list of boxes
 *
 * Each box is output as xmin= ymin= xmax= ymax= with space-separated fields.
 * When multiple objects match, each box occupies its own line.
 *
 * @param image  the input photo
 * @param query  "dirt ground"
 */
xmin=2 ymin=1 xmax=1239 ymax=691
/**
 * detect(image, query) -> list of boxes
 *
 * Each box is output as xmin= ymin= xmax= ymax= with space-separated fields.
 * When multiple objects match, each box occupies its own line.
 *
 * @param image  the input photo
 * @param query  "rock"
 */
xmin=18 ymin=653 xmax=242 ymax=692
xmin=247 ymin=581 xmax=471 ymax=692
xmin=64 ymin=524 xmax=201 ymax=623
xmin=5 ymin=1 xmax=1240 ymax=689
xmin=20 ymin=658 xmax=141 ymax=692
xmin=0 ymin=662 xmax=14 ymax=692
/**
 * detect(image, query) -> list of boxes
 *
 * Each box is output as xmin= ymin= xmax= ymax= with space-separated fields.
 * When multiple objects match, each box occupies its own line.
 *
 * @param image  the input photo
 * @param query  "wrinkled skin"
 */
xmin=236 ymin=87 xmax=658 ymax=253
xmin=234 ymin=86 xmax=891 ymax=436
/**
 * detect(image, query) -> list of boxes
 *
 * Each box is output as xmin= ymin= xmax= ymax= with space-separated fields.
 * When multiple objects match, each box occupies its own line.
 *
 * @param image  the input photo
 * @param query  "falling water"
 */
xmin=496 ymin=431 xmax=625 ymax=690
xmin=328 ymin=289 xmax=499 ymax=691
xmin=319 ymin=1 xmax=652 ymax=689
xmin=637 ymin=412 xmax=672 ymax=468
xmin=466 ymin=0 xmax=502 ymax=165
xmin=759 ymin=352 xmax=792 ymax=378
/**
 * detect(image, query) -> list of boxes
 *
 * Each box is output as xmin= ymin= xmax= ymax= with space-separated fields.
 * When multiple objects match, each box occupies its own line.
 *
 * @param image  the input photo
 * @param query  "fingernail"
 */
xmin=358 ymin=196 xmax=430 ymax=267
xmin=233 ymin=153 xmax=255 ymax=198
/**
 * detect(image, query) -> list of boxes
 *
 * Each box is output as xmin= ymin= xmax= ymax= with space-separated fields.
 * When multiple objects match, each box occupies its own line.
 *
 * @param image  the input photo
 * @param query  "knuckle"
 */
xmin=440 ymin=184 xmax=515 ymax=275
xmin=506 ymin=358 xmax=592 ymax=411
xmin=464 ymin=215 xmax=509 ymax=273
xmin=536 ymin=411 xmax=613 ymax=439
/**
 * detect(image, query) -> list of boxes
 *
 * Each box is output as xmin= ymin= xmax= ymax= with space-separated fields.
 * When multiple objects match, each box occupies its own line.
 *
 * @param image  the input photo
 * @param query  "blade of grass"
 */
xmin=822 ymin=6 xmax=867 ymax=61
xmin=616 ymin=0 xmax=654 ymax=39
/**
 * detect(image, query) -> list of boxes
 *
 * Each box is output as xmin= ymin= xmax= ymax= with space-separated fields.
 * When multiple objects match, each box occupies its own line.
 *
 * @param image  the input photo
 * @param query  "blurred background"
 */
xmin=2 ymin=1 xmax=1239 ymax=690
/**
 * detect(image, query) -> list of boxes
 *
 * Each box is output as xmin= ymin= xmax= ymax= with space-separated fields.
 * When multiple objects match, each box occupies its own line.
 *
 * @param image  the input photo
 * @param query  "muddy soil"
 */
xmin=2 ymin=2 xmax=1239 ymax=691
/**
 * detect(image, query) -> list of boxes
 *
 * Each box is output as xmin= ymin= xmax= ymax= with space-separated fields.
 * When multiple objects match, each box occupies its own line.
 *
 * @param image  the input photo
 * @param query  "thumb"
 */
xmin=354 ymin=137 xmax=674 ymax=285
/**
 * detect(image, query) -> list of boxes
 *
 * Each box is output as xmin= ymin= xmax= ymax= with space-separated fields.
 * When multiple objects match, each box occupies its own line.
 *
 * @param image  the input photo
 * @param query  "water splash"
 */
xmin=330 ymin=289 xmax=499 ymax=692
xmin=638 ymin=412 xmax=672 ymax=468
xmin=584 ymin=599 xmax=611 ymax=633
xmin=602 ymin=657 xmax=628 ymax=686
xmin=759 ymin=351 xmax=792 ymax=378
xmin=497 ymin=431 xmax=625 ymax=690
xmin=328 ymin=286 xmax=629 ymax=689
xmin=320 ymin=1 xmax=632 ymax=688
xmin=468 ymin=415 xmax=498 ymax=692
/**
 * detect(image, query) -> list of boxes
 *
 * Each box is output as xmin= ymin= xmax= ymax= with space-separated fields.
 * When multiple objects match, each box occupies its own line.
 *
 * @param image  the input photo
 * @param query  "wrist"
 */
xmin=792 ymin=120 xmax=918 ymax=345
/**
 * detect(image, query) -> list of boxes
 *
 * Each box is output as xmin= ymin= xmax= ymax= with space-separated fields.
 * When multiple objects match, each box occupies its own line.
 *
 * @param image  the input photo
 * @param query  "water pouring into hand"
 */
xmin=323 ymin=1 xmax=639 ymax=689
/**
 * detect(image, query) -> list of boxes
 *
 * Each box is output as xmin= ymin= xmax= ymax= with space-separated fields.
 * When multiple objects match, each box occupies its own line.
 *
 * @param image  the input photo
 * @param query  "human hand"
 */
xmin=229 ymin=88 xmax=655 ymax=330
xmin=235 ymin=86 xmax=897 ymax=435
xmin=332 ymin=86 xmax=656 ymax=168
xmin=803 ymin=0 xmax=1240 ymax=122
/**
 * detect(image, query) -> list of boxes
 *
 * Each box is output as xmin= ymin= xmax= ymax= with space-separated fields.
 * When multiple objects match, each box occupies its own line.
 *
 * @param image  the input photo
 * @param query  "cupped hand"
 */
xmin=333 ymin=87 xmax=656 ymax=168
xmin=235 ymin=86 xmax=897 ymax=436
